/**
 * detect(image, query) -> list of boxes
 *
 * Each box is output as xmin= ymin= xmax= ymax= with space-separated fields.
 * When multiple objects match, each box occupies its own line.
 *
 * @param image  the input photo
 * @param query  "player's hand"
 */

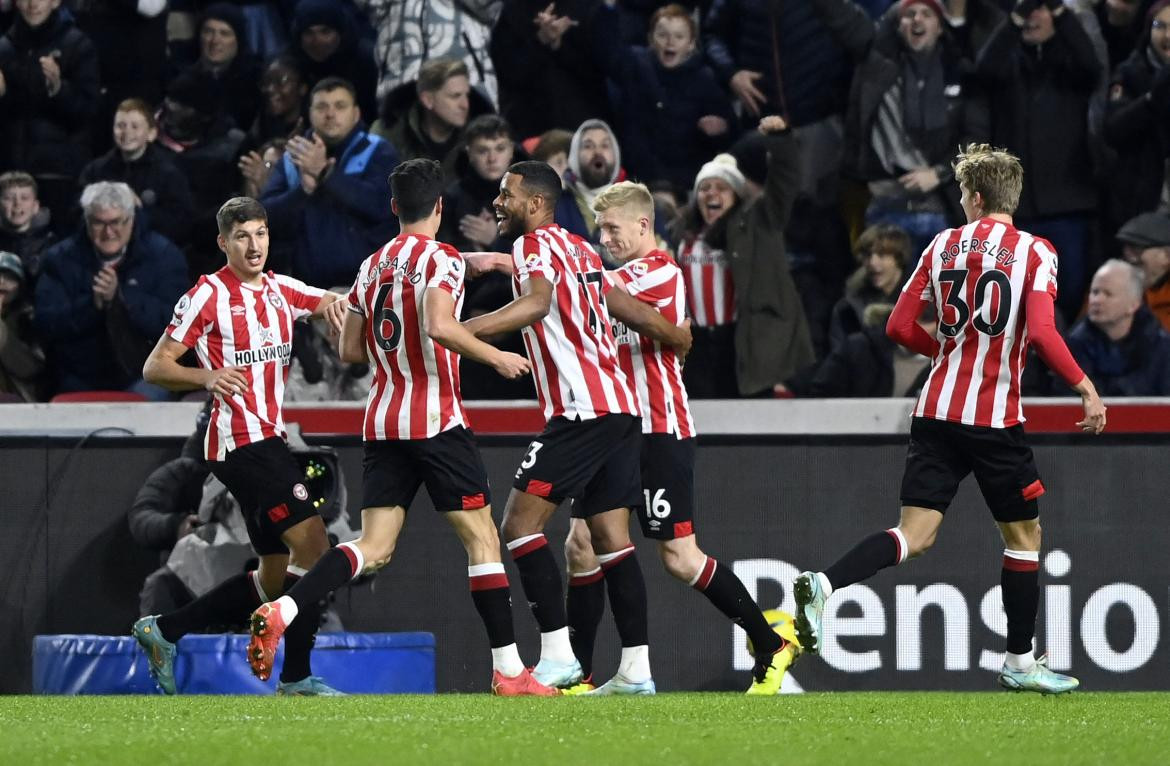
xmin=205 ymin=366 xmax=249 ymax=397
xmin=730 ymin=70 xmax=766 ymax=117
xmin=459 ymin=211 xmax=498 ymax=248
xmin=322 ymin=296 xmax=346 ymax=335
xmin=491 ymin=350 xmax=531 ymax=380
xmin=463 ymin=252 xmax=508 ymax=278
xmin=758 ymin=115 xmax=788 ymax=135
xmin=671 ymin=318 xmax=693 ymax=363
xmin=1076 ymin=394 xmax=1106 ymax=435
xmin=899 ymin=167 xmax=941 ymax=194
xmin=697 ymin=115 xmax=729 ymax=137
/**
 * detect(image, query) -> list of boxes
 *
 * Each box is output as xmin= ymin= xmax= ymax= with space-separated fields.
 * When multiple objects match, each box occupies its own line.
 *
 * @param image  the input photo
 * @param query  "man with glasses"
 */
xmin=34 ymin=181 xmax=188 ymax=398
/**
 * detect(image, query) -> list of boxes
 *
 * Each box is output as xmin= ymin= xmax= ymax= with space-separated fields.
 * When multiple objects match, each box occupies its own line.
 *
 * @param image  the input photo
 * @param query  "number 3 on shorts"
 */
xmin=644 ymin=488 xmax=671 ymax=519
xmin=520 ymin=441 xmax=543 ymax=470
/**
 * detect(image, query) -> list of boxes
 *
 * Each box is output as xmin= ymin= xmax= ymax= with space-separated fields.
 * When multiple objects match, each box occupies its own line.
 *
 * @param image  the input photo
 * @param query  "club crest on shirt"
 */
xmin=257 ymin=325 xmax=276 ymax=345
xmin=293 ymin=483 xmax=309 ymax=501
xmin=266 ymin=290 xmax=284 ymax=309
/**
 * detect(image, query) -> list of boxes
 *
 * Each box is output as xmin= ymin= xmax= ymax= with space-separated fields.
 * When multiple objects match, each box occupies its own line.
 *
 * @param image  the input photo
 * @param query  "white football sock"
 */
xmin=617 ymin=645 xmax=650 ymax=683
xmin=274 ymin=595 xmax=299 ymax=624
xmin=492 ymin=644 xmax=525 ymax=677
xmin=1006 ymin=651 xmax=1036 ymax=671
xmin=540 ymin=627 xmax=576 ymax=664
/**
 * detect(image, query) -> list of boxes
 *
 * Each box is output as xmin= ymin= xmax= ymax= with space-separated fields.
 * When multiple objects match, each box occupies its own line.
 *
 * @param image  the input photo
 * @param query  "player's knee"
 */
xmin=356 ymin=536 xmax=396 ymax=568
xmin=564 ymin=530 xmax=594 ymax=571
xmin=903 ymin=528 xmax=937 ymax=558
xmin=658 ymin=546 xmax=697 ymax=582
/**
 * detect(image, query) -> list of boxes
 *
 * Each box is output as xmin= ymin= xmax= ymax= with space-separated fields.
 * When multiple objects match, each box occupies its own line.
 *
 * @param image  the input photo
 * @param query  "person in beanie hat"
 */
xmin=0 ymin=249 xmax=45 ymax=401
xmin=182 ymin=2 xmax=262 ymax=133
xmin=669 ymin=117 xmax=814 ymax=398
xmin=1118 ymin=210 xmax=1170 ymax=331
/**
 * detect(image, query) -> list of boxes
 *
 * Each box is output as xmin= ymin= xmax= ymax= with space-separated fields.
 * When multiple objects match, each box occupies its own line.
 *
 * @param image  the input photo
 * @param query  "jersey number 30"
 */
xmin=373 ymin=283 xmax=403 ymax=350
xmin=938 ymin=269 xmax=1012 ymax=337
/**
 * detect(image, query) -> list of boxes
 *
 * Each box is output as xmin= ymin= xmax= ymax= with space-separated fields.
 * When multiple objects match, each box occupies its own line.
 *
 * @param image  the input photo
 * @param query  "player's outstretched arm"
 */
xmin=605 ymin=286 xmax=693 ymax=360
xmin=143 ymin=335 xmax=248 ymax=396
xmin=463 ymin=276 xmax=552 ymax=338
xmin=310 ymin=292 xmax=346 ymax=334
xmin=1024 ymin=290 xmax=1106 ymax=434
xmin=462 ymin=252 xmax=514 ymax=278
xmin=338 ymin=308 xmax=369 ymax=364
xmin=424 ymin=289 xmax=531 ymax=379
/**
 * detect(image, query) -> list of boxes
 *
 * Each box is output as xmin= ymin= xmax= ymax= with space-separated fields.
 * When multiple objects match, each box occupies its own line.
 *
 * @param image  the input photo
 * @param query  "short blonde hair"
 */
xmin=953 ymin=143 xmax=1023 ymax=216
xmin=593 ymin=180 xmax=655 ymax=226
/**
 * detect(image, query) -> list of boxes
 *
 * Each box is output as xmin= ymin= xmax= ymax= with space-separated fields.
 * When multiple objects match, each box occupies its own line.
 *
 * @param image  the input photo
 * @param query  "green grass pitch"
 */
xmin=2 ymin=693 xmax=1168 ymax=765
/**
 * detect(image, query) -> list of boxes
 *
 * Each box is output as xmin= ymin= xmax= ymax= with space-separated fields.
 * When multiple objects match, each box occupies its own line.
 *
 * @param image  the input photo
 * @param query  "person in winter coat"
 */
xmin=79 ymin=99 xmax=195 ymax=249
xmin=591 ymin=1 xmax=735 ymax=197
xmin=491 ymin=0 xmax=613 ymax=137
xmin=813 ymin=0 xmax=974 ymax=254
xmin=1103 ymin=0 xmax=1170 ymax=236
xmin=827 ymin=222 xmax=911 ymax=351
xmin=669 ymin=116 xmax=815 ymax=398
xmin=0 ymin=0 xmax=100 ymax=234
xmin=288 ymin=0 xmax=379 ymax=120
xmin=1065 ymin=258 xmax=1170 ymax=395
xmin=34 ymin=182 xmax=187 ymax=397
xmin=261 ymin=77 xmax=399 ymax=288
xmin=179 ymin=3 xmax=263 ymax=134
xmin=971 ymin=0 xmax=1103 ymax=322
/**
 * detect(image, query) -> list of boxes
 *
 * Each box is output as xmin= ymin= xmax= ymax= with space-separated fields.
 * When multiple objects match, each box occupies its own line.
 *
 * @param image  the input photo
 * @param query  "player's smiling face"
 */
xmin=650 ymin=15 xmax=695 ymax=69
xmin=219 ymin=218 xmax=269 ymax=283
xmin=596 ymin=207 xmax=645 ymax=262
xmin=493 ymin=173 xmax=530 ymax=237
xmin=898 ymin=3 xmax=942 ymax=53
xmin=696 ymin=178 xmax=737 ymax=226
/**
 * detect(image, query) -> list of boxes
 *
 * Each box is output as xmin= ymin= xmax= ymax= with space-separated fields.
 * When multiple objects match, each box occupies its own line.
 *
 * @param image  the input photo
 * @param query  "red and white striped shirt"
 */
xmin=677 ymin=235 xmax=735 ymax=327
xmin=511 ymin=224 xmax=638 ymax=421
xmin=903 ymin=218 xmax=1059 ymax=428
xmin=168 ymin=267 xmax=325 ymax=461
xmin=611 ymin=250 xmax=696 ymax=438
xmin=347 ymin=233 xmax=468 ymax=441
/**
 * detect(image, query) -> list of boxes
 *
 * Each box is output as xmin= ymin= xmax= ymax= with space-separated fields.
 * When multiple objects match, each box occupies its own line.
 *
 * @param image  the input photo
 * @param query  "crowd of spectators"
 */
xmin=3 ymin=0 xmax=1170 ymax=403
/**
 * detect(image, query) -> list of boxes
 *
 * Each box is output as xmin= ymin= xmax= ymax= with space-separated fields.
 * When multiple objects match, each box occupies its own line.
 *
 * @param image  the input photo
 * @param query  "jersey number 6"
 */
xmin=373 ymin=283 xmax=403 ymax=351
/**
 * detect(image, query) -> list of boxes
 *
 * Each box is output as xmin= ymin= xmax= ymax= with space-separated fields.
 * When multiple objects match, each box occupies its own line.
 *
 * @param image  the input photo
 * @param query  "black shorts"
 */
xmin=633 ymin=434 xmax=696 ymax=540
xmin=209 ymin=437 xmax=319 ymax=556
xmin=518 ymin=414 xmax=642 ymax=517
xmin=900 ymin=417 xmax=1045 ymax=523
xmin=362 ymin=427 xmax=491 ymax=512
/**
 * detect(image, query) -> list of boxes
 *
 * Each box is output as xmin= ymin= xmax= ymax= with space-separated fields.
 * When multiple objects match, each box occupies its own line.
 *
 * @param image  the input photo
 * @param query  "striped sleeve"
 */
xmin=428 ymin=244 xmax=465 ymax=296
xmin=514 ymin=233 xmax=551 ymax=283
xmin=346 ymin=264 xmax=367 ymax=315
xmin=620 ymin=259 xmax=677 ymax=308
xmin=1027 ymin=238 xmax=1059 ymax=297
xmin=274 ymin=273 xmax=326 ymax=319
xmin=167 ymin=279 xmax=215 ymax=348
xmin=902 ymin=244 xmax=935 ymax=301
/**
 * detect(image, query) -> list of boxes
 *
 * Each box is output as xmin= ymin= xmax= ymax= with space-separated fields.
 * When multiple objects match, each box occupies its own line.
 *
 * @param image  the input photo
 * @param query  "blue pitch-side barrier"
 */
xmin=33 ymin=632 xmax=435 ymax=695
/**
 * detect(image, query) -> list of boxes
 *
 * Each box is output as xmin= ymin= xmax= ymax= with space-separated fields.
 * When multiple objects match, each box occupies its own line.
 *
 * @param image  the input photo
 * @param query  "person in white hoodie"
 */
xmin=554 ymin=118 xmax=622 ymax=245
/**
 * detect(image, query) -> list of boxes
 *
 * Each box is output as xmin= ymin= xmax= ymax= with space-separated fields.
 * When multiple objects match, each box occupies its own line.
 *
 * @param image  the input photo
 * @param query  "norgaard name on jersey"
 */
xmin=233 ymin=342 xmax=292 ymax=366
